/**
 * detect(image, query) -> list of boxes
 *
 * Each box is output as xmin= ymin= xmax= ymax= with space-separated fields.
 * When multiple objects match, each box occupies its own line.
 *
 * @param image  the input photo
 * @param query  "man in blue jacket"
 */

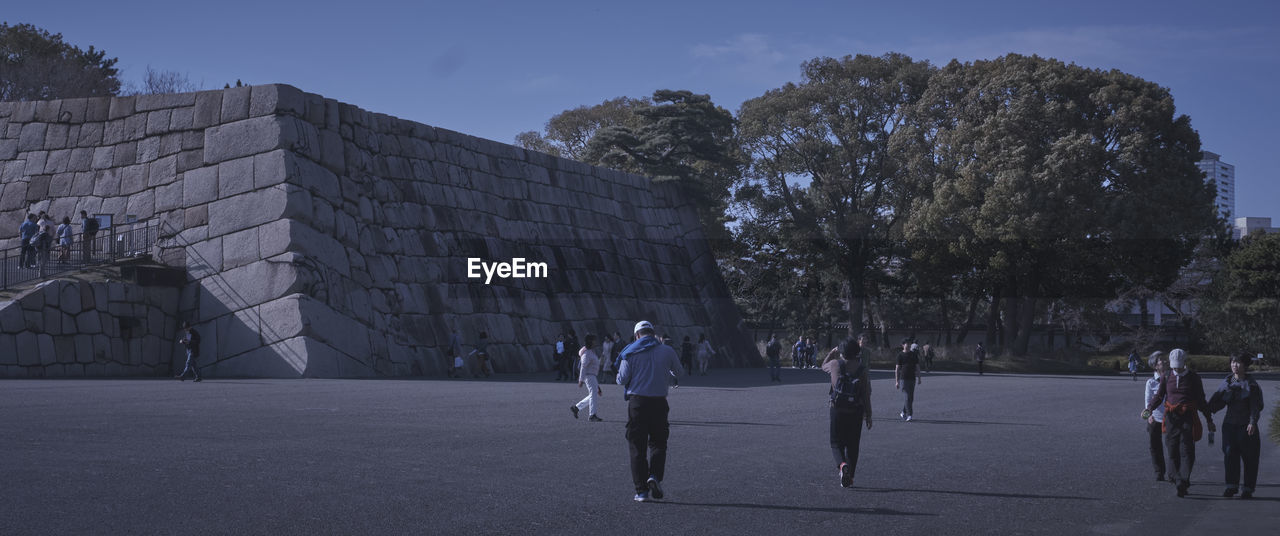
xmin=616 ymin=320 xmax=682 ymax=502
xmin=19 ymin=213 xmax=38 ymax=268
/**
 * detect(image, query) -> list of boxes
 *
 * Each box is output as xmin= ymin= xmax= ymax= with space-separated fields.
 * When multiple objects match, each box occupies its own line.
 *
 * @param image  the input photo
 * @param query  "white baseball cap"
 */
xmin=633 ymin=320 xmax=654 ymax=334
xmin=1169 ymin=349 xmax=1186 ymax=369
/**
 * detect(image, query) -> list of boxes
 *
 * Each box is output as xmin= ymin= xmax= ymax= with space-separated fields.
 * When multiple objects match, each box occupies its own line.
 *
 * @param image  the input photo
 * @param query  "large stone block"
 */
xmin=145 ymin=110 xmax=171 ymax=136
xmin=38 ymin=334 xmax=56 ymax=365
xmin=0 ymin=139 xmax=17 ymax=160
xmin=18 ymin=123 xmax=47 ymax=152
xmin=182 ymin=165 xmax=218 ymax=206
xmin=186 ymin=236 xmax=223 ymax=278
xmin=222 ymin=227 xmax=260 ymax=270
xmin=126 ymin=190 xmax=155 ymax=220
xmin=76 ymin=310 xmax=103 ymax=334
xmin=0 ymin=334 xmax=15 ymax=365
xmin=198 ymin=255 xmax=302 ymax=319
xmin=203 ymin=115 xmax=286 ymax=165
xmin=217 ymin=156 xmax=254 ymax=198
xmin=120 ymin=163 xmax=148 ymax=195
xmin=149 ymin=155 xmax=177 ymax=186
xmin=192 ymin=91 xmax=222 ymax=129
xmin=221 ymin=86 xmax=252 ymax=123
xmin=155 ymin=180 xmax=184 ymax=213
xmin=0 ymin=303 xmax=24 ymax=332
xmin=207 ymin=185 xmax=287 ymax=238
xmin=216 ymin=306 xmax=262 ymax=359
xmin=16 ymin=332 xmax=40 ymax=365
xmin=250 ymin=84 xmax=305 ymax=117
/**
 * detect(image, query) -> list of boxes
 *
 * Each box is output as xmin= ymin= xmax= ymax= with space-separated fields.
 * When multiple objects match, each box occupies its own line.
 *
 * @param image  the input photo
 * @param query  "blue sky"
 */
xmin=9 ymin=0 xmax=1278 ymax=220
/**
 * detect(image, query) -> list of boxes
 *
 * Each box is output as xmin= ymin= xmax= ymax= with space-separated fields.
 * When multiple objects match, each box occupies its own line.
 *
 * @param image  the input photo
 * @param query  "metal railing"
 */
xmin=1 ymin=220 xmax=159 ymax=291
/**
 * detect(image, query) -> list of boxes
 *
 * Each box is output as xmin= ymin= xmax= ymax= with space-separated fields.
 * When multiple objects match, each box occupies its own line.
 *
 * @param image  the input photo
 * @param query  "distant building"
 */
xmin=1197 ymin=151 xmax=1235 ymax=222
xmin=1234 ymin=217 xmax=1279 ymax=239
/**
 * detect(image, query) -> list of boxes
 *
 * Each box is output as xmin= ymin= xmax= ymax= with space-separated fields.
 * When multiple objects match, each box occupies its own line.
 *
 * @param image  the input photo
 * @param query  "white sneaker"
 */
xmin=905 ymin=415 xmax=913 ymax=422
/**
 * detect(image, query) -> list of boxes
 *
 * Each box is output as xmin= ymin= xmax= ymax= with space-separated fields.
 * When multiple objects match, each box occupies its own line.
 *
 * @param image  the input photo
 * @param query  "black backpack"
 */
xmin=831 ymin=361 xmax=866 ymax=412
xmin=84 ymin=217 xmax=100 ymax=234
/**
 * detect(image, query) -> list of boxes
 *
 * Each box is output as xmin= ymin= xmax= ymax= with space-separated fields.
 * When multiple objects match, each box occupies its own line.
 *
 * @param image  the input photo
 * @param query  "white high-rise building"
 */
xmin=1197 ymin=151 xmax=1235 ymax=222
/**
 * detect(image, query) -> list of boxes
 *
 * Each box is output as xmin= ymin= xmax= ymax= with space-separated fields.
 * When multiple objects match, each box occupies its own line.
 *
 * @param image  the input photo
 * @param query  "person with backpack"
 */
xmin=822 ymin=336 xmax=873 ymax=488
xmin=80 ymin=210 xmax=99 ymax=263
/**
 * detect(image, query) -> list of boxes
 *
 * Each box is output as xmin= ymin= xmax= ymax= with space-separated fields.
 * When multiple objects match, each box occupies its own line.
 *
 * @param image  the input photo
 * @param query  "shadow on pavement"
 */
xmin=860 ymin=487 xmax=1097 ymax=501
xmin=657 ymin=500 xmax=936 ymax=516
xmin=900 ymin=418 xmax=1046 ymax=427
xmin=668 ymin=420 xmax=789 ymax=428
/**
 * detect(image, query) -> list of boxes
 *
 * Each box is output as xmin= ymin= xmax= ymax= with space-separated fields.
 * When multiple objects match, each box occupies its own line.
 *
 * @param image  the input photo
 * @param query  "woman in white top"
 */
xmin=571 ymin=334 xmax=603 ymax=421
xmin=696 ymin=334 xmax=714 ymax=375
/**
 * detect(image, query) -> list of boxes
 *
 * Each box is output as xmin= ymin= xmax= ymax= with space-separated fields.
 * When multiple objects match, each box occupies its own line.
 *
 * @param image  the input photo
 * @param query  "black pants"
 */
xmin=830 ymin=407 xmax=864 ymax=473
xmin=1222 ymin=422 xmax=1261 ymax=492
xmin=900 ymin=381 xmax=916 ymax=417
xmin=1147 ymin=421 xmax=1168 ymax=479
xmin=977 ymin=361 xmax=984 ymax=375
xmin=626 ymin=395 xmax=670 ymax=493
xmin=1164 ymin=410 xmax=1197 ymax=487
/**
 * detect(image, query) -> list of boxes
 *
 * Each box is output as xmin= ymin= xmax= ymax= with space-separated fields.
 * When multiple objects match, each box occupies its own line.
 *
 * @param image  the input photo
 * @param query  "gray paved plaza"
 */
xmin=2 ymin=368 xmax=1277 ymax=535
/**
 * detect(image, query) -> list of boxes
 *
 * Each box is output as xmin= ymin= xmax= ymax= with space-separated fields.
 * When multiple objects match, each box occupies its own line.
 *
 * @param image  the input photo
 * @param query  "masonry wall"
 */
xmin=0 ymin=280 xmax=180 ymax=377
xmin=0 ymin=85 xmax=759 ymax=377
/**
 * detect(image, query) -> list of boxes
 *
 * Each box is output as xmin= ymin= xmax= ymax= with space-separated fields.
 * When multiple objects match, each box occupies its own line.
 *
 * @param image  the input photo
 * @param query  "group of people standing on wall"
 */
xmin=16 ymin=210 xmax=99 ymax=269
xmin=1140 ymin=349 xmax=1265 ymax=499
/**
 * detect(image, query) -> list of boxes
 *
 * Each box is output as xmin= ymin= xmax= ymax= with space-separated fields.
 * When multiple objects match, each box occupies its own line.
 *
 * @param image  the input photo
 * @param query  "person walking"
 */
xmin=600 ymin=333 xmax=615 ymax=384
xmin=470 ymin=331 xmax=492 ymax=378
xmin=896 ymin=339 xmax=922 ymax=421
xmin=922 ymin=343 xmax=935 ymax=373
xmin=793 ymin=338 xmax=807 ymax=369
xmin=680 ymin=336 xmax=694 ymax=376
xmin=1143 ymin=349 xmax=1216 ymax=497
xmin=616 ymin=320 xmax=682 ymax=502
xmin=823 ymin=338 xmax=873 ymax=488
xmin=1144 ymin=352 xmax=1174 ymax=483
xmin=974 ymin=342 xmax=987 ymax=375
xmin=1128 ymin=349 xmax=1141 ymax=381
xmin=571 ymin=334 xmax=604 ymax=422
xmin=1209 ymin=353 xmax=1264 ymax=499
xmin=696 ymin=334 xmax=714 ymax=376
xmin=766 ymin=334 xmax=782 ymax=383
xmin=175 ymin=321 xmax=203 ymax=382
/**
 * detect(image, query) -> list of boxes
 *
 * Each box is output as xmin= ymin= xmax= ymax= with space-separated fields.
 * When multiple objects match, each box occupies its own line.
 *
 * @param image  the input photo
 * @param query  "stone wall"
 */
xmin=0 ymin=280 xmax=180 ymax=377
xmin=0 ymin=85 xmax=759 ymax=377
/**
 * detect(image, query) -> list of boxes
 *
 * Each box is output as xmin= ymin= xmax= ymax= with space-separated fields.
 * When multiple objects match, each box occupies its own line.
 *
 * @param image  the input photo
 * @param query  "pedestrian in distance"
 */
xmin=696 ymin=334 xmax=714 ymax=376
xmin=600 ymin=333 xmax=616 ymax=384
xmin=1208 ymin=353 xmax=1264 ymax=499
xmin=1143 ymin=349 xmax=1216 ymax=497
xmin=56 ymin=216 xmax=74 ymax=264
xmin=554 ymin=333 xmax=568 ymax=381
xmin=469 ymin=331 xmax=492 ymax=378
xmin=681 ymin=335 xmax=694 ymax=376
xmin=824 ymin=337 xmax=873 ymax=488
xmin=80 ymin=210 xmax=98 ymax=263
xmin=1128 ymin=349 xmax=1141 ymax=381
xmin=571 ymin=334 xmax=604 ymax=422
xmin=766 ymin=334 xmax=782 ymax=383
xmin=1143 ymin=352 xmax=1174 ymax=483
xmin=175 ymin=321 xmax=203 ymax=382
xmin=616 ymin=320 xmax=682 ymax=502
xmin=565 ymin=330 xmax=579 ymax=380
xmin=19 ymin=213 xmax=38 ymax=268
xmin=922 ymin=343 xmax=935 ymax=373
xmin=793 ymin=338 xmax=807 ymax=369
xmin=896 ymin=339 xmax=922 ymax=421
xmin=974 ymin=342 xmax=987 ymax=375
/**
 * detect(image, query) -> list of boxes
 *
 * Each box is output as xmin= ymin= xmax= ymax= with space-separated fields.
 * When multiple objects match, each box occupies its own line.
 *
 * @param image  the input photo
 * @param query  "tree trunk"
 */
xmin=1012 ymin=295 xmax=1036 ymax=356
xmin=985 ymin=291 xmax=1000 ymax=350
xmin=956 ymin=295 xmax=980 ymax=345
xmin=1002 ymin=291 xmax=1019 ymax=355
xmin=1139 ymin=298 xmax=1149 ymax=329
xmin=941 ymin=296 xmax=952 ymax=345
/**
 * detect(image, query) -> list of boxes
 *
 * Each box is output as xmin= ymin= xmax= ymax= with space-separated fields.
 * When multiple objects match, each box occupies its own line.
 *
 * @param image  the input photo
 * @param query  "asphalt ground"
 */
xmin=2 ymin=368 xmax=1277 ymax=535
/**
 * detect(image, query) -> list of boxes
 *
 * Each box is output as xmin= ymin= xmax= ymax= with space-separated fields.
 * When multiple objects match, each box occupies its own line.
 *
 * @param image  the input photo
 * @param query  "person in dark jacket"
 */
xmin=176 ymin=321 xmax=203 ymax=382
xmin=823 ymin=336 xmax=872 ymax=488
xmin=1209 ymin=353 xmax=1265 ymax=499
xmin=1143 ymin=349 xmax=1216 ymax=497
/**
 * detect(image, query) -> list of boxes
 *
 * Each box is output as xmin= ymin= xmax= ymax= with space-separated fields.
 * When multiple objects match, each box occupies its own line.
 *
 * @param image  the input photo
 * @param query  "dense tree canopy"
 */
xmin=0 ymin=22 xmax=121 ymax=101
xmin=895 ymin=54 xmax=1217 ymax=355
xmin=515 ymin=96 xmax=648 ymax=160
xmin=1199 ymin=232 xmax=1280 ymax=358
xmin=734 ymin=53 xmax=933 ymax=337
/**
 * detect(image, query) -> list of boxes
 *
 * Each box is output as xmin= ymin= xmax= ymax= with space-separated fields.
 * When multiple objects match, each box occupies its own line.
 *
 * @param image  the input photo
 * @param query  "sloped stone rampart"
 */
xmin=0 ymin=280 xmax=180 ymax=377
xmin=1 ymin=85 xmax=758 ymax=377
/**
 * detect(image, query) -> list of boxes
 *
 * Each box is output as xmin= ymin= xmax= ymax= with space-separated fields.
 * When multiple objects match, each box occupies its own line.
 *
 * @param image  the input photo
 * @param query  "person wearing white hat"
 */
xmin=616 ymin=320 xmax=682 ymax=502
xmin=1142 ymin=349 xmax=1216 ymax=497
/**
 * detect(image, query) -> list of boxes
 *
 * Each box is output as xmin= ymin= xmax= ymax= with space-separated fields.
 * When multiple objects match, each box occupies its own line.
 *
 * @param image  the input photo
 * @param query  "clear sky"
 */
xmin=8 ymin=0 xmax=1278 ymax=220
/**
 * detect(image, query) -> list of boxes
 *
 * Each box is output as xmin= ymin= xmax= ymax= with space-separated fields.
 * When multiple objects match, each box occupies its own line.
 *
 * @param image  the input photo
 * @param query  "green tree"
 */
xmin=1200 ymin=232 xmax=1280 ymax=358
xmin=584 ymin=89 xmax=743 ymax=248
xmin=735 ymin=53 xmax=934 ymax=337
xmin=515 ymin=96 xmax=648 ymax=160
xmin=895 ymin=54 xmax=1217 ymax=355
xmin=0 ymin=22 xmax=121 ymax=101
